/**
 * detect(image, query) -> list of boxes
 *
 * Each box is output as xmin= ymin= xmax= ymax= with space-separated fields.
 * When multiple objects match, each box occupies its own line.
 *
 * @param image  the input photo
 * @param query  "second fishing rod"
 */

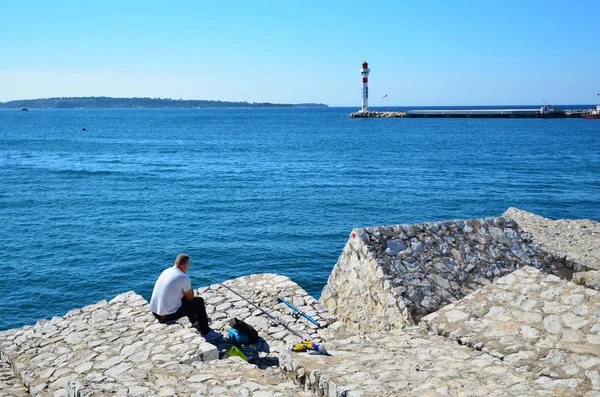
xmin=219 ymin=283 xmax=309 ymax=341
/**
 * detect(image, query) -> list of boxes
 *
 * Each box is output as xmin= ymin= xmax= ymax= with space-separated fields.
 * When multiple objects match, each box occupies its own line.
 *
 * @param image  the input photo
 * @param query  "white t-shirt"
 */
xmin=148 ymin=266 xmax=192 ymax=315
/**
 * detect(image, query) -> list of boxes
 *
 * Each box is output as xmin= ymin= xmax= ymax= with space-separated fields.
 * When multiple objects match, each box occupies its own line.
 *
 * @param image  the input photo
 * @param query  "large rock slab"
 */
xmin=422 ymin=266 xmax=600 ymax=395
xmin=279 ymin=327 xmax=556 ymax=396
xmin=321 ymin=216 xmax=560 ymax=334
xmin=504 ymin=207 xmax=600 ymax=272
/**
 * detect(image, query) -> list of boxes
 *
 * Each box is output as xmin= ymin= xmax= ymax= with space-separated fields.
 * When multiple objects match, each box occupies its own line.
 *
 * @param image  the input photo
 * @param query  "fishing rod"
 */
xmin=278 ymin=297 xmax=321 ymax=328
xmin=219 ymin=283 xmax=307 ymax=340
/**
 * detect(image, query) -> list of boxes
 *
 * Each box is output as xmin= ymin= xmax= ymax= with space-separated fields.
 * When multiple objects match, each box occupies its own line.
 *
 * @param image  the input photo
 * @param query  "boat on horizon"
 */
xmin=583 ymin=105 xmax=600 ymax=119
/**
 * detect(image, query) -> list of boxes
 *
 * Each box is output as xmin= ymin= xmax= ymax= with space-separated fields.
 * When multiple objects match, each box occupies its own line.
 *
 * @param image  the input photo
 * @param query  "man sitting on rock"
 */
xmin=149 ymin=254 xmax=222 ymax=342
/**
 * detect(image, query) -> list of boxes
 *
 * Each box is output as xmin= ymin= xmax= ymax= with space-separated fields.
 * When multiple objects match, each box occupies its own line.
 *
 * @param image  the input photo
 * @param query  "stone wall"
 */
xmin=319 ymin=228 xmax=416 ymax=333
xmin=320 ymin=215 xmax=563 ymax=333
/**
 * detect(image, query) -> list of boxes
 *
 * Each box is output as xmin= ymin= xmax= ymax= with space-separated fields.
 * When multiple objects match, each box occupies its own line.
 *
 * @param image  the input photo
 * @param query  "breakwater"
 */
xmin=1 ymin=208 xmax=600 ymax=396
xmin=350 ymin=109 xmax=589 ymax=118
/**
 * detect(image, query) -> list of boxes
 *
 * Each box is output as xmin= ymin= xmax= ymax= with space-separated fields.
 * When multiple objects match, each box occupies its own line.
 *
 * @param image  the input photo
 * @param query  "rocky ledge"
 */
xmin=0 ymin=208 xmax=599 ymax=396
xmin=0 ymin=274 xmax=332 ymax=396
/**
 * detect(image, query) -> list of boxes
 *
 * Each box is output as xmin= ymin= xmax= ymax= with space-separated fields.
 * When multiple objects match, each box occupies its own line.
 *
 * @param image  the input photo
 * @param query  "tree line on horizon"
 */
xmin=0 ymin=96 xmax=328 ymax=109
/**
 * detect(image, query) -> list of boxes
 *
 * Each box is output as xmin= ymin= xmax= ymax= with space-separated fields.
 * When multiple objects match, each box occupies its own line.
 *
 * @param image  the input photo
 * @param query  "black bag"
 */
xmin=229 ymin=317 xmax=259 ymax=343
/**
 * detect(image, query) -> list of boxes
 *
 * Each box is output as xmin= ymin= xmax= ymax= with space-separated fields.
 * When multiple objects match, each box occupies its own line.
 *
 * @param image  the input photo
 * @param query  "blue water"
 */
xmin=1 ymin=107 xmax=599 ymax=331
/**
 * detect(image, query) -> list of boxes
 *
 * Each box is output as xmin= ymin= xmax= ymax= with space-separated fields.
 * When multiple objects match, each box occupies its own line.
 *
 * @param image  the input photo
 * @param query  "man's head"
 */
xmin=174 ymin=253 xmax=190 ymax=273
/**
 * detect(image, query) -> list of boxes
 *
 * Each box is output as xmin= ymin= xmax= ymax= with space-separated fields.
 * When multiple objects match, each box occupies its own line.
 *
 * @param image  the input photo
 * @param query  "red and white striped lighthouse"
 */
xmin=360 ymin=61 xmax=370 ymax=111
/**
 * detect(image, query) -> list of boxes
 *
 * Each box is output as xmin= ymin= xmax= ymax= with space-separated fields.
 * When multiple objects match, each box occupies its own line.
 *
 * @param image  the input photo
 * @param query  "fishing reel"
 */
xmin=287 ymin=310 xmax=301 ymax=320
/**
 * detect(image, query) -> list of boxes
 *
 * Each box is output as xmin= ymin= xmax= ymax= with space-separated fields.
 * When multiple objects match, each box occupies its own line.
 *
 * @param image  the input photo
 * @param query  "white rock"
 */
xmin=128 ymin=386 xmax=150 ymax=396
xmin=188 ymin=374 xmax=215 ymax=383
xmin=542 ymin=315 xmax=561 ymax=334
xmin=94 ymin=355 xmax=125 ymax=370
xmin=562 ymin=311 xmax=590 ymax=330
xmin=74 ymin=362 xmax=93 ymax=374
xmin=520 ymin=325 xmax=540 ymax=339
xmin=445 ymin=310 xmax=470 ymax=323
xmin=562 ymin=364 xmax=580 ymax=376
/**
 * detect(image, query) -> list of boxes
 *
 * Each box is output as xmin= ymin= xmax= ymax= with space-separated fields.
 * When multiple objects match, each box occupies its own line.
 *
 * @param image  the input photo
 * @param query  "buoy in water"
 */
xmin=82 ymin=128 xmax=86 ymax=131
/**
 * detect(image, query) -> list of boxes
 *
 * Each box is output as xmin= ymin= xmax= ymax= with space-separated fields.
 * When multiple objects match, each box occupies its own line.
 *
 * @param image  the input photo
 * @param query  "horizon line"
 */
xmin=1 ymin=96 xmax=598 ymax=108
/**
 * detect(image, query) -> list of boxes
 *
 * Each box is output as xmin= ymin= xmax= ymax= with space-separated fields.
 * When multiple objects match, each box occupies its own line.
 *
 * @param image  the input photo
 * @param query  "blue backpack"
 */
xmin=227 ymin=328 xmax=250 ymax=344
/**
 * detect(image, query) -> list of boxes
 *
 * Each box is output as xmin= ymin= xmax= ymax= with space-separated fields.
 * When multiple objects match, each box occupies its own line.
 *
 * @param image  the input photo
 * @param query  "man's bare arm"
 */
xmin=184 ymin=289 xmax=194 ymax=301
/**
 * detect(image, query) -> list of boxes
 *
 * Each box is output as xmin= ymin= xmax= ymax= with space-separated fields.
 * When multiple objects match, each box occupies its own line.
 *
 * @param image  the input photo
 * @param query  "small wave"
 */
xmin=51 ymin=169 xmax=117 ymax=176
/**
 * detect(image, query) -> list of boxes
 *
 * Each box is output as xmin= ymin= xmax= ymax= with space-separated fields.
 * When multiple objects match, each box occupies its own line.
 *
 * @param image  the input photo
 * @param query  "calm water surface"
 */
xmin=1 ymin=107 xmax=599 ymax=330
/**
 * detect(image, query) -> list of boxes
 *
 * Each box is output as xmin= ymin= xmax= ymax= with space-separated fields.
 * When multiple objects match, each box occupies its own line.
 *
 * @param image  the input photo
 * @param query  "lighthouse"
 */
xmin=360 ymin=61 xmax=370 ymax=111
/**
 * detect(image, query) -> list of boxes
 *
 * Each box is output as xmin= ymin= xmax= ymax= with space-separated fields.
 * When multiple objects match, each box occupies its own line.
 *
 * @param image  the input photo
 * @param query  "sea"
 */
xmin=1 ymin=106 xmax=599 ymax=331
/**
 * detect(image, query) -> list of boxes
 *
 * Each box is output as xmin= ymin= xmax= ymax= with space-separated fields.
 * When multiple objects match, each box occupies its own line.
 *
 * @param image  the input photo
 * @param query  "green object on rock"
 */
xmin=222 ymin=345 xmax=248 ymax=361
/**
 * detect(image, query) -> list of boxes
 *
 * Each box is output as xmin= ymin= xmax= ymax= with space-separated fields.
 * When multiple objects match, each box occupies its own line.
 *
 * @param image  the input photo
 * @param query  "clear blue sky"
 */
xmin=1 ymin=1 xmax=598 ymax=106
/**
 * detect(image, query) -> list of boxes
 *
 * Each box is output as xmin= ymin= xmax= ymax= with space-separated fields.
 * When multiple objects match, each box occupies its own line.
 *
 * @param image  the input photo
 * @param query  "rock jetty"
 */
xmin=1 ymin=208 xmax=599 ymax=396
xmin=348 ymin=111 xmax=406 ymax=118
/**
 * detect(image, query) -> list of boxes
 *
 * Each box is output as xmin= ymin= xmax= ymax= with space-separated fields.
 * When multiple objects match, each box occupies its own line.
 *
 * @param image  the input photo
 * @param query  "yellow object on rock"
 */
xmin=291 ymin=343 xmax=308 ymax=352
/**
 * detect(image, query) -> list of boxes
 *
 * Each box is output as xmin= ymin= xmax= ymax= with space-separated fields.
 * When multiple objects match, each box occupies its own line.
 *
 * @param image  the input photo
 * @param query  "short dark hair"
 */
xmin=175 ymin=254 xmax=190 ymax=266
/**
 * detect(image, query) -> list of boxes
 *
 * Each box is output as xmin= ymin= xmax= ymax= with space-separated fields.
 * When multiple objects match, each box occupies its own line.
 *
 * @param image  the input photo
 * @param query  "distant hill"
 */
xmin=0 ymin=97 xmax=328 ymax=109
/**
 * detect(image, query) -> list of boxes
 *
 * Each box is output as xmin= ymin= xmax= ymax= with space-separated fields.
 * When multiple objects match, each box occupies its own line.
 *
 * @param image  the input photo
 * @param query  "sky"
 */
xmin=1 ymin=1 xmax=599 ymax=106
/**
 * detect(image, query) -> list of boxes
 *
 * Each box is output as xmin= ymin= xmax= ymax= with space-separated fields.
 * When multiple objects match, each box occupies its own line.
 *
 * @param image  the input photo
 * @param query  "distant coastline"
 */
xmin=0 ymin=96 xmax=328 ymax=109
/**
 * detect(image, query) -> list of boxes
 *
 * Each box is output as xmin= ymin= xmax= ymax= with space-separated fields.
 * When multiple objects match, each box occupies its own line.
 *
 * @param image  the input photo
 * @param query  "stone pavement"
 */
xmin=422 ymin=266 xmax=600 ymax=395
xmin=279 ymin=327 xmax=552 ymax=397
xmin=70 ymin=356 xmax=309 ymax=397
